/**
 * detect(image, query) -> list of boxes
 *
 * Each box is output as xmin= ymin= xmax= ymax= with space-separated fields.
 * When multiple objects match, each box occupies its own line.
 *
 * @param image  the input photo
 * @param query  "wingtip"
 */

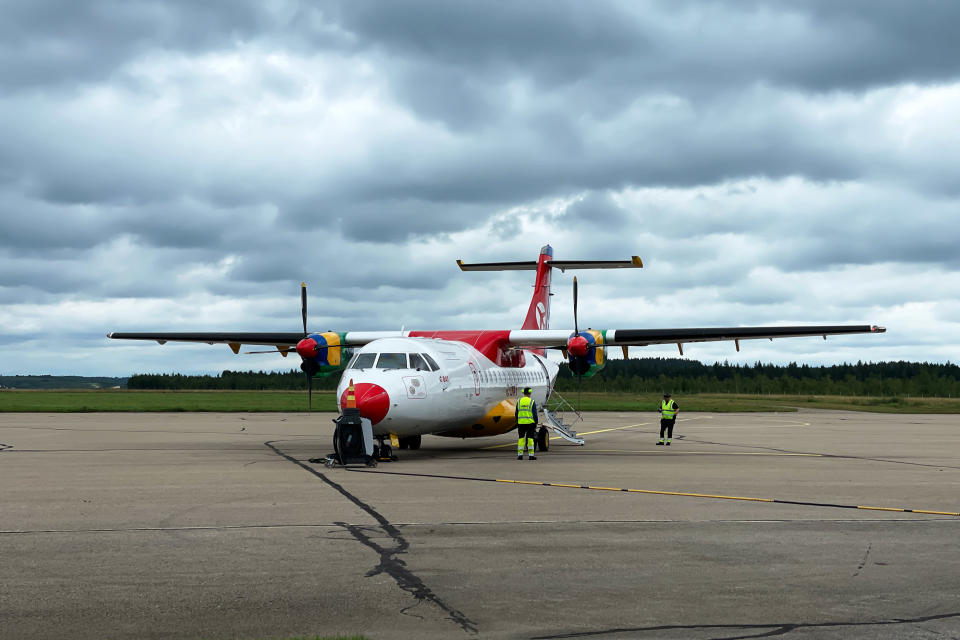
xmin=456 ymin=259 xmax=465 ymax=271
xmin=631 ymin=256 xmax=643 ymax=268
xmin=872 ymin=325 xmax=887 ymax=333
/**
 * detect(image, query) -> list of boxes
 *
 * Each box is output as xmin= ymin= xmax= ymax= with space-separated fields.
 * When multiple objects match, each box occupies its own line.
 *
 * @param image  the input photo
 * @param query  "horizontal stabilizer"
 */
xmin=457 ymin=260 xmax=538 ymax=271
xmin=546 ymin=257 xmax=643 ymax=271
xmin=457 ymin=257 xmax=642 ymax=272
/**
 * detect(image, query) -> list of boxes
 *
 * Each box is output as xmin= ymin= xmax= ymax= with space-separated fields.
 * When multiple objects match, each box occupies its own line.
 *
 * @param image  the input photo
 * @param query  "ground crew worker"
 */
xmin=516 ymin=387 xmax=538 ymax=460
xmin=657 ymin=393 xmax=679 ymax=446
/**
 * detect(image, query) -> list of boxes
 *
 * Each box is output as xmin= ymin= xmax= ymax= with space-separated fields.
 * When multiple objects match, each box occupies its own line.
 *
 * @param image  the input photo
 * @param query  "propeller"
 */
xmin=568 ymin=277 xmax=589 ymax=410
xmin=295 ymin=282 xmax=316 ymax=411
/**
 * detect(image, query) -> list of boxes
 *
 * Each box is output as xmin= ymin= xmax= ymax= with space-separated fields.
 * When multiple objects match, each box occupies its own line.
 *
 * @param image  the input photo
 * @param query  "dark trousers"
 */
xmin=518 ymin=422 xmax=537 ymax=441
xmin=659 ymin=418 xmax=675 ymax=439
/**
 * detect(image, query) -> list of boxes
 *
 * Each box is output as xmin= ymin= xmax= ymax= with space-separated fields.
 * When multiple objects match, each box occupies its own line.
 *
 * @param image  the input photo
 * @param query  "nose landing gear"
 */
xmin=373 ymin=437 xmax=397 ymax=462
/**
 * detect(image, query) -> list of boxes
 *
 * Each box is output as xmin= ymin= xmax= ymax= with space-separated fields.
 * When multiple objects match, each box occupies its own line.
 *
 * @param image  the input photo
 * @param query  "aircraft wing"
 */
xmin=107 ymin=331 xmax=406 ymax=353
xmin=108 ymin=332 xmax=306 ymax=347
xmin=507 ymin=325 xmax=886 ymax=349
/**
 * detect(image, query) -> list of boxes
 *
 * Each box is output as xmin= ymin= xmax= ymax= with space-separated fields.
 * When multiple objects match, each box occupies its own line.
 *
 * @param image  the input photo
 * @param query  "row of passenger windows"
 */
xmin=348 ymin=352 xmax=441 ymax=371
xmin=479 ymin=369 xmax=545 ymax=384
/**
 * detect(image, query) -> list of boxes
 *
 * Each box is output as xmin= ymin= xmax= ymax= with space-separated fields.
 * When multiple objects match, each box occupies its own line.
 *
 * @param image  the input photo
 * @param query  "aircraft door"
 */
xmin=468 ymin=362 xmax=480 ymax=396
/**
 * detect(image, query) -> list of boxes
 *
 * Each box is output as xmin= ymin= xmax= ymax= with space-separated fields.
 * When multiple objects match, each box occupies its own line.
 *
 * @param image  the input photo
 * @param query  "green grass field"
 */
xmin=2 ymin=389 xmax=960 ymax=413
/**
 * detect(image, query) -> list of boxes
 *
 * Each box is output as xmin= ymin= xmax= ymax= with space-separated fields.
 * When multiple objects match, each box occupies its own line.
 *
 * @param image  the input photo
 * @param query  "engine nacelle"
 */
xmin=297 ymin=331 xmax=352 ymax=377
xmin=567 ymin=329 xmax=605 ymax=378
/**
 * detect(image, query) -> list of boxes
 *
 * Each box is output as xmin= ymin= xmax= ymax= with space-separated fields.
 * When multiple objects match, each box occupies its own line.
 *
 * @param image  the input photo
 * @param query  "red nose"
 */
xmin=340 ymin=383 xmax=390 ymax=425
xmin=296 ymin=338 xmax=319 ymax=359
xmin=568 ymin=335 xmax=589 ymax=358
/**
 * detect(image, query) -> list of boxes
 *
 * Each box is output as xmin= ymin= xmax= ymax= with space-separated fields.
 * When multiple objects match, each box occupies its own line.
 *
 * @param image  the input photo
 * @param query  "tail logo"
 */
xmin=536 ymin=302 xmax=548 ymax=329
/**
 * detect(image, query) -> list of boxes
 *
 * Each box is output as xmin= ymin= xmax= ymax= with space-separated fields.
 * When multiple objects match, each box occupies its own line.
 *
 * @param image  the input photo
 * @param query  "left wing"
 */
xmin=106 ymin=331 xmax=404 ymax=354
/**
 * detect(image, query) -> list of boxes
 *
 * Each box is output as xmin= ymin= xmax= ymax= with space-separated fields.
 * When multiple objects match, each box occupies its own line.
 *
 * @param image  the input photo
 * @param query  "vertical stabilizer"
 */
xmin=521 ymin=245 xmax=553 ymax=330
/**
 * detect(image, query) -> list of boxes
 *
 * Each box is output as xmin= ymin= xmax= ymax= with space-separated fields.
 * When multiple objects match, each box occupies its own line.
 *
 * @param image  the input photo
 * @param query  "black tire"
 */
xmin=408 ymin=434 xmax=422 ymax=450
xmin=398 ymin=438 xmax=409 ymax=450
xmin=536 ymin=427 xmax=549 ymax=452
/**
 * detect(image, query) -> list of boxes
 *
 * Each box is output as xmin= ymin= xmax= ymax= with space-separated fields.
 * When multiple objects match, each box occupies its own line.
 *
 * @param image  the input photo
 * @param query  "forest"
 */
xmin=124 ymin=359 xmax=960 ymax=397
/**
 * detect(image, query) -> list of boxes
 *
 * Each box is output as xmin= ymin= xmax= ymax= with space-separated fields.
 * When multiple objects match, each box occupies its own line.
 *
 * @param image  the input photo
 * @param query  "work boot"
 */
xmin=528 ymin=456 xmax=537 ymax=461
xmin=656 ymin=441 xmax=664 ymax=445
xmin=517 ymin=455 xmax=524 ymax=460
xmin=665 ymin=441 xmax=671 ymax=446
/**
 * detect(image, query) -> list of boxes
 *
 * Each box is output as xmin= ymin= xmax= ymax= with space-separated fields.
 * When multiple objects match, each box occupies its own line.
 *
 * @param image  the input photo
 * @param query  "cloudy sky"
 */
xmin=2 ymin=0 xmax=959 ymax=376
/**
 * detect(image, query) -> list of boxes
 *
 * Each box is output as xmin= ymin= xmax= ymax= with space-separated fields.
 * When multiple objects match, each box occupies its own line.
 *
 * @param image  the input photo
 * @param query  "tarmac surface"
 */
xmin=2 ymin=409 xmax=959 ymax=640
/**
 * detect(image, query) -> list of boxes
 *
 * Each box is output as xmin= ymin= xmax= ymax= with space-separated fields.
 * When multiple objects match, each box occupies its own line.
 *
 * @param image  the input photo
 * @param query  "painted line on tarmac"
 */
xmin=351 ymin=469 xmax=960 ymax=517
xmin=481 ymin=416 xmax=716 ymax=450
xmin=558 ymin=449 xmax=821 ymax=456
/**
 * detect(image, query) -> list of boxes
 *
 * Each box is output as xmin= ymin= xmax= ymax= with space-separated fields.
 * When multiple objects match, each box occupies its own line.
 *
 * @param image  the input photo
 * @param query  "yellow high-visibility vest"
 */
xmin=517 ymin=396 xmax=535 ymax=424
xmin=660 ymin=399 xmax=677 ymax=419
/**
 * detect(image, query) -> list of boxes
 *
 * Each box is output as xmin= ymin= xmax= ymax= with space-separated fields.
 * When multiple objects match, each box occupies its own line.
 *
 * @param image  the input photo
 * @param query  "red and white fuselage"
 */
xmin=335 ymin=335 xmax=558 ymax=438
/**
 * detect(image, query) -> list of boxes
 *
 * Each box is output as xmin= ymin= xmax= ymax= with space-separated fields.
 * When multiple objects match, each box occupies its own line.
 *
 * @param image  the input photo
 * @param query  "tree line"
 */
xmin=126 ymin=359 xmax=960 ymax=397
xmin=554 ymin=358 xmax=960 ymax=397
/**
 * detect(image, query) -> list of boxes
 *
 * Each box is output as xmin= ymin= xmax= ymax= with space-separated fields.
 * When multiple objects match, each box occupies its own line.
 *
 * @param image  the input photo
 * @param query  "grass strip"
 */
xmin=2 ymin=390 xmax=960 ymax=413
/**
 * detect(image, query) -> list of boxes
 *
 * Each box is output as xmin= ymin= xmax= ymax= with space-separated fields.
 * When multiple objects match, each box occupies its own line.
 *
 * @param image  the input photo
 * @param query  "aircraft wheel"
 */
xmin=380 ymin=444 xmax=393 ymax=461
xmin=398 ymin=438 xmax=409 ymax=450
xmin=536 ymin=427 xmax=549 ymax=452
xmin=408 ymin=435 xmax=422 ymax=450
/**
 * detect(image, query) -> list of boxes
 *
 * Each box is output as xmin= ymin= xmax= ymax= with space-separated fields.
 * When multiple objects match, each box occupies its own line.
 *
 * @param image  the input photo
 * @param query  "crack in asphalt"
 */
xmin=530 ymin=611 xmax=960 ymax=639
xmin=852 ymin=541 xmax=872 ymax=578
xmin=263 ymin=440 xmax=478 ymax=635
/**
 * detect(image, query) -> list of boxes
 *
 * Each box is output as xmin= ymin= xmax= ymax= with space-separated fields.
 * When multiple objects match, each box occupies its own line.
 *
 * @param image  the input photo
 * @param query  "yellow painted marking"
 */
xmin=857 ymin=506 xmax=905 ymax=512
xmin=912 ymin=509 xmax=960 ymax=516
xmin=587 ymin=486 xmax=623 ymax=491
xmin=549 ymin=483 xmax=582 ymax=488
xmin=570 ymin=449 xmax=820 ymax=457
xmin=626 ymin=489 xmax=774 ymax=502
xmin=576 ymin=422 xmax=649 ymax=436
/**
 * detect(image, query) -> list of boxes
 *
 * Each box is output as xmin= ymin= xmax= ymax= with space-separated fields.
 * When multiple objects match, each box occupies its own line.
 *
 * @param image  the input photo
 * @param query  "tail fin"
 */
xmin=457 ymin=245 xmax=643 ymax=330
xmin=522 ymin=245 xmax=554 ymax=330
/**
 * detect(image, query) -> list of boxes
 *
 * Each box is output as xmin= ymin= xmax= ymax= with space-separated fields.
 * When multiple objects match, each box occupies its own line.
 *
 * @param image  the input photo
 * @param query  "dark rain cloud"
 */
xmin=1 ymin=0 xmax=959 ymax=372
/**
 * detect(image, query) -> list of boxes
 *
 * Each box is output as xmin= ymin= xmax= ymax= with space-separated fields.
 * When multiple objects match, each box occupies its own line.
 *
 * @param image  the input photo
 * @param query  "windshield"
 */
xmin=349 ymin=353 xmax=376 ymax=369
xmin=409 ymin=353 xmax=429 ymax=371
xmin=376 ymin=353 xmax=407 ymax=369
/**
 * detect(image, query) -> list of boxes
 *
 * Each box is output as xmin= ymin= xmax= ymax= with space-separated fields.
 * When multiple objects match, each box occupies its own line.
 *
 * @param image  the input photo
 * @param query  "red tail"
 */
xmin=521 ymin=245 xmax=553 ymax=330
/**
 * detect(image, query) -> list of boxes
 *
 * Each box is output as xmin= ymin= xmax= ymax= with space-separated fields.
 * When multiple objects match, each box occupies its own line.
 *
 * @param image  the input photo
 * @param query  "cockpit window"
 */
xmin=422 ymin=353 xmax=440 ymax=371
xmin=349 ymin=353 xmax=376 ymax=369
xmin=376 ymin=353 xmax=407 ymax=369
xmin=409 ymin=353 xmax=429 ymax=371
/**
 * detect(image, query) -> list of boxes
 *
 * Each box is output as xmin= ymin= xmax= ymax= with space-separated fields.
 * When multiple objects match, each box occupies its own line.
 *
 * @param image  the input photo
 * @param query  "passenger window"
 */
xmin=409 ymin=353 xmax=429 ymax=371
xmin=422 ymin=354 xmax=440 ymax=371
xmin=350 ymin=353 xmax=376 ymax=369
xmin=376 ymin=353 xmax=407 ymax=369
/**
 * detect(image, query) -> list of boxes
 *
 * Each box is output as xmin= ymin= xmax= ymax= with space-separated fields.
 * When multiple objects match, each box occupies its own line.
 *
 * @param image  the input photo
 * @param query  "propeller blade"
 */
xmin=573 ymin=276 xmax=579 ymax=336
xmin=301 ymin=282 xmax=308 ymax=335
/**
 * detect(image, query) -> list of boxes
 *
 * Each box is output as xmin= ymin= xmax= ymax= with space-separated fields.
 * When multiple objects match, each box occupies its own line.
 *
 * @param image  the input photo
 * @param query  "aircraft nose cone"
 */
xmin=341 ymin=383 xmax=390 ymax=425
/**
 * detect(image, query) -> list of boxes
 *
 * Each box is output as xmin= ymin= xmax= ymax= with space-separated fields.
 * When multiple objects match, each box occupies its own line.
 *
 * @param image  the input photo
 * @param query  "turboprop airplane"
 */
xmin=108 ymin=245 xmax=885 ymax=460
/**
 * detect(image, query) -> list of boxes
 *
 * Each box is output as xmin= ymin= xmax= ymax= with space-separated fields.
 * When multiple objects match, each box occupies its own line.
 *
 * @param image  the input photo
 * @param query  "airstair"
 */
xmin=543 ymin=391 xmax=585 ymax=445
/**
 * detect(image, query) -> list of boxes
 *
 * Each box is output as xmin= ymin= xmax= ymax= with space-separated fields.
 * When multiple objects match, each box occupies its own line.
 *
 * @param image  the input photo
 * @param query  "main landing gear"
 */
xmin=398 ymin=434 xmax=422 ymax=450
xmin=536 ymin=426 xmax=550 ymax=453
